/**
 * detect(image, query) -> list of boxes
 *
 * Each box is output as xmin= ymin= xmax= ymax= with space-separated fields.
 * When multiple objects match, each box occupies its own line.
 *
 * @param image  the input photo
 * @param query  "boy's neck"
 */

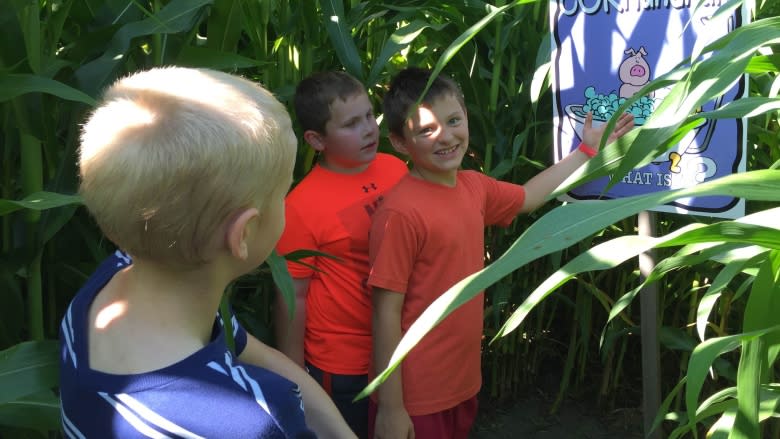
xmin=409 ymin=166 xmax=457 ymax=187
xmin=319 ymin=156 xmax=370 ymax=174
xmin=87 ymin=258 xmax=231 ymax=374
xmin=114 ymin=258 xmax=227 ymax=326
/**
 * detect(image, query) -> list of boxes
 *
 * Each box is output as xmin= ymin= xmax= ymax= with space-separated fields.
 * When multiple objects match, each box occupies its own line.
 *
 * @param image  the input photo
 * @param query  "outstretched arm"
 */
xmin=520 ymin=112 xmax=634 ymax=213
xmin=240 ymin=335 xmax=357 ymax=439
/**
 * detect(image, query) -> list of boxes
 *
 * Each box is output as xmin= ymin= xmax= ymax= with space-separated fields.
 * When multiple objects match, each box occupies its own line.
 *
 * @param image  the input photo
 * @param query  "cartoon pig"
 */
xmin=619 ymin=47 xmax=653 ymax=99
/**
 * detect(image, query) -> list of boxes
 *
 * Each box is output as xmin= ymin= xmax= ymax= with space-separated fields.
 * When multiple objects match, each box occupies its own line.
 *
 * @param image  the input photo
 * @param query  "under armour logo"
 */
xmin=361 ymin=182 xmax=378 ymax=193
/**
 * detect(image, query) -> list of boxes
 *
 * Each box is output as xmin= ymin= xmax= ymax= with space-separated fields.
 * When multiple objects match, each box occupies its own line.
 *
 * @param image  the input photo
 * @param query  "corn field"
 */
xmin=0 ymin=1 xmax=778 ymax=437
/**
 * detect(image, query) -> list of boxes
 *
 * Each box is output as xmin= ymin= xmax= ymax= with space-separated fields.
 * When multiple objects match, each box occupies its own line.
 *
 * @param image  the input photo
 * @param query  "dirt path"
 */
xmin=472 ymin=390 xmax=645 ymax=438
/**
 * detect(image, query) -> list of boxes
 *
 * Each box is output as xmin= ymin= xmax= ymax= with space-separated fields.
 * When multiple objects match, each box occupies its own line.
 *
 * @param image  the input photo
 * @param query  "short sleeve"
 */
xmin=368 ymin=208 xmax=419 ymax=294
xmin=481 ymin=175 xmax=525 ymax=227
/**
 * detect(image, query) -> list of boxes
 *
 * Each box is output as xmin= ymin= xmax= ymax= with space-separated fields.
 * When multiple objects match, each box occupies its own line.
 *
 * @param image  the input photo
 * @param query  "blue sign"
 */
xmin=551 ymin=0 xmax=747 ymax=218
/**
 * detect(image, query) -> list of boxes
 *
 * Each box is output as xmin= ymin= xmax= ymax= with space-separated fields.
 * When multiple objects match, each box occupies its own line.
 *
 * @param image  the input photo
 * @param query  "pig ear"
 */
xmin=624 ymin=48 xmax=636 ymax=55
xmin=639 ymin=46 xmax=647 ymax=55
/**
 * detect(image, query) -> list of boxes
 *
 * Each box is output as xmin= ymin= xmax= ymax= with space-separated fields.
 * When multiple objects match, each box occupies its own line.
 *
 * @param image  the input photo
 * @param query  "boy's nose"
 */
xmin=437 ymin=126 xmax=454 ymax=143
xmin=363 ymin=119 xmax=378 ymax=136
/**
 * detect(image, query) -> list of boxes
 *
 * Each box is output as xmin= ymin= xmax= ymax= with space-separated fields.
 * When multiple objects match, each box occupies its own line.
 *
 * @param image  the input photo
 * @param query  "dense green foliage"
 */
xmin=0 ymin=0 xmax=778 ymax=437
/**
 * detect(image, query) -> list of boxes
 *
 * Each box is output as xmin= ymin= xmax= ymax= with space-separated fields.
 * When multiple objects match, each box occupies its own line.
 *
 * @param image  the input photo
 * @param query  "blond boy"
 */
xmin=59 ymin=67 xmax=355 ymax=438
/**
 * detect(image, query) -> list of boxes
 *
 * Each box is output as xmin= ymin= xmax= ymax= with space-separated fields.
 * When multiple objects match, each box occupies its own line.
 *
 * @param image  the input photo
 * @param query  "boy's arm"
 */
xmin=520 ymin=112 xmax=634 ymax=213
xmin=239 ymin=335 xmax=357 ymax=439
xmin=372 ymin=287 xmax=415 ymax=439
xmin=274 ymin=277 xmax=310 ymax=367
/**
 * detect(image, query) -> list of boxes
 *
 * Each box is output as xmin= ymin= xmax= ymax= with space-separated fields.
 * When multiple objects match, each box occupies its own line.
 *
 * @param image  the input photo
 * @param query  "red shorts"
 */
xmin=368 ymin=395 xmax=478 ymax=439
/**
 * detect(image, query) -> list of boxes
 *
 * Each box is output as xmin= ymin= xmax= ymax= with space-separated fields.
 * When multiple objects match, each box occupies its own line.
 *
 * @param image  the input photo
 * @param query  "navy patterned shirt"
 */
xmin=59 ymin=251 xmax=314 ymax=438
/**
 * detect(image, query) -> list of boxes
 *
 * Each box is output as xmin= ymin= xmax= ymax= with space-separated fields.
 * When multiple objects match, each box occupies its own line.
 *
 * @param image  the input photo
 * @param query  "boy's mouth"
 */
xmin=361 ymin=142 xmax=377 ymax=151
xmin=435 ymin=144 xmax=459 ymax=155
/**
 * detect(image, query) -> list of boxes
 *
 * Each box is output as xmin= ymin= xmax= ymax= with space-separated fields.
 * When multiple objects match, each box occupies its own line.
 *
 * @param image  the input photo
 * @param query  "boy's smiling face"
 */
xmin=391 ymin=93 xmax=468 ymax=186
xmin=310 ymin=91 xmax=379 ymax=173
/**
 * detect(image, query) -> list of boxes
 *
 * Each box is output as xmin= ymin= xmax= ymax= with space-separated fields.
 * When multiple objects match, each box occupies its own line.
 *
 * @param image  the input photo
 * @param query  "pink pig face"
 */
xmin=619 ymin=46 xmax=652 ymax=99
xmin=619 ymin=47 xmax=650 ymax=86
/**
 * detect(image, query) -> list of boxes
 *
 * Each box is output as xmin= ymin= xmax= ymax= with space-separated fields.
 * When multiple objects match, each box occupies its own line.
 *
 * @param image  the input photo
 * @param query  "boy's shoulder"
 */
xmin=65 ymin=250 xmax=132 ymax=309
xmin=286 ymin=152 xmax=407 ymax=202
xmin=374 ymin=152 xmax=407 ymax=168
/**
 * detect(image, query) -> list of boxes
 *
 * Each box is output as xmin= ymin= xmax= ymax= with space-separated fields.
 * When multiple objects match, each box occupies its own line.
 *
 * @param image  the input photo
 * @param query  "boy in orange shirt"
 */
xmin=275 ymin=71 xmax=408 ymax=438
xmin=368 ymin=67 xmax=634 ymax=439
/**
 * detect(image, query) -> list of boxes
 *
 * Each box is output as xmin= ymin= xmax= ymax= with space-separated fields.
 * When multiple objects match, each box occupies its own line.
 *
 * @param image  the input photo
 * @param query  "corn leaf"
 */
xmin=0 ymin=341 xmax=58 ymax=404
xmin=0 ymin=390 xmax=60 ymax=430
xmin=320 ymin=0 xmax=363 ymax=80
xmin=0 ymin=192 xmax=82 ymax=217
xmin=0 ymin=74 xmax=96 ymax=106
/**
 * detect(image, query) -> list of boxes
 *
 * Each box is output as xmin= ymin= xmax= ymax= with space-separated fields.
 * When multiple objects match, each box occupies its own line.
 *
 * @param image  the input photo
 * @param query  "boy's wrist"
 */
xmin=577 ymin=142 xmax=598 ymax=158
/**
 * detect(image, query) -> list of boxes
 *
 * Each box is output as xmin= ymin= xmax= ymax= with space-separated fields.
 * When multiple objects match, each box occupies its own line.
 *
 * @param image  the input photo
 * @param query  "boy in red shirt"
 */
xmin=368 ymin=67 xmax=634 ymax=439
xmin=275 ymin=71 xmax=408 ymax=438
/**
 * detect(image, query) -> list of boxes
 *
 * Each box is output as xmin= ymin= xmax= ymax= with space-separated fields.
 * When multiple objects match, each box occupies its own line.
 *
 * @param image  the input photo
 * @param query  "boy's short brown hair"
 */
xmin=382 ymin=67 xmax=466 ymax=138
xmin=79 ymin=67 xmax=296 ymax=268
xmin=293 ymin=71 xmax=366 ymax=133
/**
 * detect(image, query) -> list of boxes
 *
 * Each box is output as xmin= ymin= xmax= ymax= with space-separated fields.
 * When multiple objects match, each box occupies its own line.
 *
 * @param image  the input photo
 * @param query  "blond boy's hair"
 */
xmin=79 ymin=67 xmax=296 ymax=268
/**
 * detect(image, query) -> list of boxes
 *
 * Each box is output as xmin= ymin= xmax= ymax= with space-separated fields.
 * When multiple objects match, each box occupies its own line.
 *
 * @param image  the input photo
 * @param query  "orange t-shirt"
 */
xmin=276 ymin=153 xmax=408 ymax=374
xmin=368 ymin=171 xmax=525 ymax=415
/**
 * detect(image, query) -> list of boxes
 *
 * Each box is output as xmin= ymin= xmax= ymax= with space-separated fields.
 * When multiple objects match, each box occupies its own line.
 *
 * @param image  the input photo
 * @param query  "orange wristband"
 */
xmin=578 ymin=142 xmax=598 ymax=158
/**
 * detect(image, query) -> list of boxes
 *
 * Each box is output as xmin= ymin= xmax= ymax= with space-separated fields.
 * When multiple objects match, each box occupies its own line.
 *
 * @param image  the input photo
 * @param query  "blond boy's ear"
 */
xmin=225 ymin=207 xmax=260 ymax=261
xmin=388 ymin=132 xmax=409 ymax=155
xmin=302 ymin=130 xmax=326 ymax=152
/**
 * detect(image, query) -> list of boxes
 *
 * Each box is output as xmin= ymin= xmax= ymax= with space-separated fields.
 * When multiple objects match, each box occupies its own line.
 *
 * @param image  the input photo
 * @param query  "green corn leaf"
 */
xmin=707 ymin=406 xmax=737 ymax=439
xmin=320 ymin=0 xmax=363 ymax=80
xmin=650 ymin=377 xmax=687 ymax=435
xmin=74 ymin=0 xmax=213 ymax=97
xmin=696 ymin=97 xmax=780 ymax=120
xmin=267 ymin=250 xmax=295 ymax=320
xmin=705 ymin=386 xmax=780 ymax=438
xmin=367 ymin=20 xmax=444 ymax=87
xmin=0 ymin=192 xmax=82 ymax=217
xmin=696 ymin=250 xmax=767 ymax=341
xmin=428 ymin=1 xmax=525 ymax=85
xmin=175 ymin=46 xmax=268 ymax=69
xmin=0 ymin=390 xmax=60 ymax=430
xmin=743 ymin=250 xmax=780 ymax=369
xmin=18 ymin=1 xmax=41 ymax=74
xmin=684 ymin=328 xmax=778 ymax=435
xmin=494 ymin=233 xmax=669 ymax=340
xmin=743 ymin=250 xmax=780 ymax=333
xmin=0 ymin=341 xmax=58 ymax=405
xmin=746 ymin=54 xmax=780 ymax=74
xmin=206 ymin=0 xmax=244 ymax=52
xmin=606 ymin=242 xmax=741 ymax=340
xmin=498 ymin=207 xmax=780 ymax=340
xmin=731 ymin=338 xmax=763 ymax=439
xmin=0 ymin=74 xmax=96 ymax=105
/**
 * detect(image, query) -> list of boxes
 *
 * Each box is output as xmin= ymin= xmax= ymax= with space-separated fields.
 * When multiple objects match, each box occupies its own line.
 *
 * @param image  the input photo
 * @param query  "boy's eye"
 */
xmin=448 ymin=117 xmax=461 ymax=126
xmin=418 ymin=127 xmax=434 ymax=136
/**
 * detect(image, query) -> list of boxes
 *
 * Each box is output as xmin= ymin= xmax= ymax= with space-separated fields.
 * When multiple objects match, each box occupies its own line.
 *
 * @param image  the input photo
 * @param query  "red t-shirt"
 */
xmin=368 ymin=171 xmax=525 ymax=415
xmin=276 ymin=153 xmax=408 ymax=374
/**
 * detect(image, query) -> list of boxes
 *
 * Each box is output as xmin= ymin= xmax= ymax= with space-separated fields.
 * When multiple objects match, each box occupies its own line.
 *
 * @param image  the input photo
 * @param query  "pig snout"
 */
xmin=630 ymin=64 xmax=646 ymax=77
